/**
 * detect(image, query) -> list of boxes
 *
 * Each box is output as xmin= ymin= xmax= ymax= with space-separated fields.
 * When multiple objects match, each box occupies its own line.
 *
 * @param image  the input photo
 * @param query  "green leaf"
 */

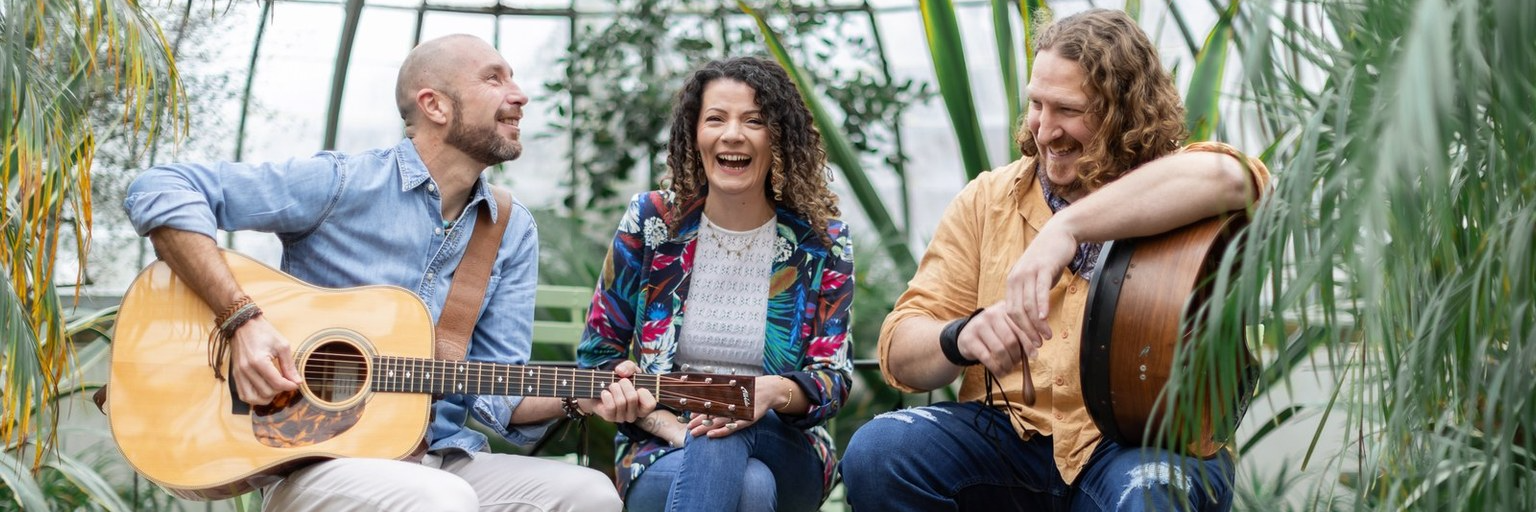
xmin=1019 ymin=0 xmax=1052 ymax=82
xmin=0 ymin=450 xmax=48 ymax=511
xmin=1184 ymin=0 xmax=1239 ymax=141
xmin=990 ymin=0 xmax=1021 ymax=160
xmin=45 ymin=452 xmax=133 ymax=512
xmin=739 ymin=1 xmax=917 ymax=277
xmin=919 ymin=0 xmax=991 ymax=179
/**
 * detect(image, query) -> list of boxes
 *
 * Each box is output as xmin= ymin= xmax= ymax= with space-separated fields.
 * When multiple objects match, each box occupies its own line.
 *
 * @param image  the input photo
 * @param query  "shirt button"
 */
xmin=1054 ymin=377 xmax=1065 ymax=386
xmin=427 ymin=183 xmax=438 ymax=193
xmin=434 ymin=227 xmax=444 ymax=235
xmin=1068 ymin=285 xmax=1078 ymax=293
xmin=1060 ymin=329 xmax=1070 ymax=339
xmin=425 ymin=272 xmax=436 ymax=280
xmin=1054 ymin=412 xmax=1064 ymax=421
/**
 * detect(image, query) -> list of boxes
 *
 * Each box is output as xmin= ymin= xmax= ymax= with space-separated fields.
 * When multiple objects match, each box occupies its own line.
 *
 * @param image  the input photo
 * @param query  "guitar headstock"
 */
xmin=655 ymin=372 xmax=756 ymax=420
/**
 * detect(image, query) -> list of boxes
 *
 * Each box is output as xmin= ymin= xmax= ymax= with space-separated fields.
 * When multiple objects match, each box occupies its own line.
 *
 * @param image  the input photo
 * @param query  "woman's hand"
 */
xmin=636 ymin=409 xmax=690 ymax=447
xmin=686 ymin=374 xmax=796 ymax=438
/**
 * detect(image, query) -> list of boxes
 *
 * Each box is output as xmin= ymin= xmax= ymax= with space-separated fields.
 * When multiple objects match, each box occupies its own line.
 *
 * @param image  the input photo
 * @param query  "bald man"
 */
xmin=123 ymin=34 xmax=622 ymax=511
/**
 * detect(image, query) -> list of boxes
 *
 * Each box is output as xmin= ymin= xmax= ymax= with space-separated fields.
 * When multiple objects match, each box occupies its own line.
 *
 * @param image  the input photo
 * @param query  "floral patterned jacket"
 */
xmin=577 ymin=190 xmax=855 ymax=498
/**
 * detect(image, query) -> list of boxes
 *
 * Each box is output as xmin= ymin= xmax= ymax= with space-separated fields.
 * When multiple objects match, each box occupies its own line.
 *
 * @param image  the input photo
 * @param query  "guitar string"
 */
xmin=300 ymin=356 xmax=753 ymax=387
xmin=294 ymin=357 xmax=746 ymax=406
xmin=293 ymin=373 xmax=738 ymax=401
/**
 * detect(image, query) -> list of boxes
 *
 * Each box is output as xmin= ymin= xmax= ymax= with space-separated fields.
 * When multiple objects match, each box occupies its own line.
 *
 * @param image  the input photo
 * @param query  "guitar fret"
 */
xmin=364 ymin=356 xmax=750 ymax=420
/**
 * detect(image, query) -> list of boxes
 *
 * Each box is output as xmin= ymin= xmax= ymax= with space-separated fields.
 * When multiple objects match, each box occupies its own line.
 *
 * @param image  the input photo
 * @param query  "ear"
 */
xmin=417 ymin=89 xmax=451 ymax=126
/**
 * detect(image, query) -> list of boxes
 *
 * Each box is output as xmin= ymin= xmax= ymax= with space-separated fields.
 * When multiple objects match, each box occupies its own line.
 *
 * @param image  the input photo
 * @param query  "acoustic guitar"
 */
xmin=107 ymin=250 xmax=753 ymax=500
xmin=1079 ymin=214 xmax=1257 ymax=458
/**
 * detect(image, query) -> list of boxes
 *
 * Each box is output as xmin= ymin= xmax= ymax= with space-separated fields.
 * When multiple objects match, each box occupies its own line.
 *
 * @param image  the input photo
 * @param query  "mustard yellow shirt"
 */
xmin=878 ymin=142 xmax=1270 ymax=484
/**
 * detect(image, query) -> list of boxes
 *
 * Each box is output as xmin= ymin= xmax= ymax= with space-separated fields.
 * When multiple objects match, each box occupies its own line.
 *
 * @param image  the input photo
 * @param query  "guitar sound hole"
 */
xmin=303 ymin=341 xmax=367 ymax=405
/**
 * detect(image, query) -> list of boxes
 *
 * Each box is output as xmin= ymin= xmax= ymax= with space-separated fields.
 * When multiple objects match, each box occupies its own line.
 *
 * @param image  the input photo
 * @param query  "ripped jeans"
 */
xmin=839 ymin=402 xmax=1233 ymax=511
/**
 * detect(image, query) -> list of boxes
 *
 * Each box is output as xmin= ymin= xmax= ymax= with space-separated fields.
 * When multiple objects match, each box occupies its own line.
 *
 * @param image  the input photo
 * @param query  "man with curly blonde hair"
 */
xmin=841 ymin=8 xmax=1268 ymax=511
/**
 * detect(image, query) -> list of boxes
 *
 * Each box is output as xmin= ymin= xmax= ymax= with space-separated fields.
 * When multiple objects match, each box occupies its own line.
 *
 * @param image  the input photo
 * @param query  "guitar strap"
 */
xmin=435 ymin=185 xmax=515 ymax=361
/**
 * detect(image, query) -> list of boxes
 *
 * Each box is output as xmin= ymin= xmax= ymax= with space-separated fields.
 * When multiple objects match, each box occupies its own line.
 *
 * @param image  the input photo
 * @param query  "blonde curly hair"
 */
xmin=1017 ymin=8 xmax=1187 ymax=191
xmin=664 ymin=57 xmax=841 ymax=245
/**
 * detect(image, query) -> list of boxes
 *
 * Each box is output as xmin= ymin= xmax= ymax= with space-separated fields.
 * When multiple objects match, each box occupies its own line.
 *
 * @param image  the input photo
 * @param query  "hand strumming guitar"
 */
xmin=228 ymin=316 xmax=303 ymax=405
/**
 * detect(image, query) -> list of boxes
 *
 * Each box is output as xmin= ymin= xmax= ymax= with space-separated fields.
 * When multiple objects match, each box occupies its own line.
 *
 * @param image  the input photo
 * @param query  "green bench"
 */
xmin=531 ymin=285 xmax=593 ymax=350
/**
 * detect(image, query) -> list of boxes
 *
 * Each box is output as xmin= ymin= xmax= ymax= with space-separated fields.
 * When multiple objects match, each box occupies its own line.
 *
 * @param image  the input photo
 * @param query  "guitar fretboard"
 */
xmin=369 ymin=356 xmax=667 ymax=399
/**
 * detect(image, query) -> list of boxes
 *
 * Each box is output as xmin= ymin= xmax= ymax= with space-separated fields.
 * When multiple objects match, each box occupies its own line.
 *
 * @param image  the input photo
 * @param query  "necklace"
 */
xmin=702 ymin=216 xmax=774 ymax=259
xmin=703 ymin=224 xmax=758 ymax=258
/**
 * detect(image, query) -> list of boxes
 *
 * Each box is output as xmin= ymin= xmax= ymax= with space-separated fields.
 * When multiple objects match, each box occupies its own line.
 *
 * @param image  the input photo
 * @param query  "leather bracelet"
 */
xmin=939 ymin=309 xmax=985 ymax=366
xmin=561 ymin=397 xmax=589 ymax=420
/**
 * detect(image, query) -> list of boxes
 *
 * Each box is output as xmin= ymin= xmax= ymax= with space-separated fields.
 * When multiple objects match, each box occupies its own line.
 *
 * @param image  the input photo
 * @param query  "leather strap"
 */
xmin=435 ymin=186 xmax=514 ymax=361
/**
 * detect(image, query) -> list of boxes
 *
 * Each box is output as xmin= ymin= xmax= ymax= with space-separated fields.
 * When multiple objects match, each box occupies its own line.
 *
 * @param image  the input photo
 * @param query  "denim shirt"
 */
xmin=123 ymin=138 xmax=549 ymax=454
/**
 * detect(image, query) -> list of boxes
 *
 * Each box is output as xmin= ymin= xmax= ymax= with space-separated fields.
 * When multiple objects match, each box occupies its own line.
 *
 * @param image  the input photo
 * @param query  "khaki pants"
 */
xmin=261 ymin=452 xmax=622 ymax=512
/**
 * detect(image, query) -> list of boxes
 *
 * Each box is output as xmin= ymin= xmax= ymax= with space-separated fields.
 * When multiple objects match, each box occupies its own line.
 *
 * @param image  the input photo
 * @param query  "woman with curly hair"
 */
xmin=574 ymin=56 xmax=854 ymax=512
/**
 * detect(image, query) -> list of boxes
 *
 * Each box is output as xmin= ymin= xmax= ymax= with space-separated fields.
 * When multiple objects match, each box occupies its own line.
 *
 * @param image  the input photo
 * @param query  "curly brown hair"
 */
xmin=1016 ymin=8 xmax=1187 ymax=191
xmin=664 ymin=57 xmax=840 ymax=245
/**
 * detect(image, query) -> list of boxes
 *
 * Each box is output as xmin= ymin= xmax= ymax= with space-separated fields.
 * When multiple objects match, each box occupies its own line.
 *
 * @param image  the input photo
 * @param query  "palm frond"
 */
xmin=1 ymin=0 xmax=182 ymax=466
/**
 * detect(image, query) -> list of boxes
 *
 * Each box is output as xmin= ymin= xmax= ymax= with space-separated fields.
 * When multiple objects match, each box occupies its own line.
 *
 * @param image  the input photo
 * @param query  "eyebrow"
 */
xmin=701 ymin=106 xmax=762 ymax=115
xmin=479 ymin=63 xmax=511 ymax=77
xmin=1025 ymin=88 xmax=1087 ymax=110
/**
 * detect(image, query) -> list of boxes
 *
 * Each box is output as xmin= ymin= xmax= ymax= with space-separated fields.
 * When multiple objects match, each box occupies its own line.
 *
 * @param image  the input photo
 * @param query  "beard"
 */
xmin=444 ymin=99 xmax=522 ymax=166
xmin=1039 ymin=143 xmax=1086 ymax=200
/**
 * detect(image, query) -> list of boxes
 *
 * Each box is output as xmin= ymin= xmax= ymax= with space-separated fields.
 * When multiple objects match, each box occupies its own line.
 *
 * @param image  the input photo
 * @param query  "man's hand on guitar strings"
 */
xmin=230 ymin=317 xmax=302 ymax=405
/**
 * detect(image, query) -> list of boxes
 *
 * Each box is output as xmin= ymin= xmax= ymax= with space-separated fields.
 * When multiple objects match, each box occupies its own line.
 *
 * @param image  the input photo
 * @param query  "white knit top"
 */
xmin=674 ymin=214 xmax=776 ymax=376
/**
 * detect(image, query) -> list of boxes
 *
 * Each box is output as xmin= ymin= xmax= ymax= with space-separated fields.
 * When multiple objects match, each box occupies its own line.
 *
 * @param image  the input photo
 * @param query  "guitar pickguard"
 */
xmin=252 ymin=391 xmax=364 ymax=448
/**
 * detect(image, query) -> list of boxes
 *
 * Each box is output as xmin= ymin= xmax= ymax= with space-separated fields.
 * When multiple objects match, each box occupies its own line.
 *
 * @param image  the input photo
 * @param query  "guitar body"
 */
xmin=1080 ymin=215 xmax=1255 ymax=458
xmin=109 ymin=250 xmax=753 ymax=500
xmin=109 ymin=251 xmax=432 ymax=500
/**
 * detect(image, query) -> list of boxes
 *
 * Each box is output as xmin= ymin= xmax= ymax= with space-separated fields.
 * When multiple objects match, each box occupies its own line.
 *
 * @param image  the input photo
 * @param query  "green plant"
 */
xmin=0 ymin=309 xmax=129 ymax=511
xmin=3 ymin=0 xmax=181 ymax=502
xmin=1176 ymin=0 xmax=1536 ymax=510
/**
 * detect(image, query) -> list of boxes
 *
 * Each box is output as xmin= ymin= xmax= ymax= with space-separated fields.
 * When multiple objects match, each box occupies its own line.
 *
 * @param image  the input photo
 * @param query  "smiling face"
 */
xmin=696 ymin=79 xmax=773 ymax=205
xmin=442 ymin=40 xmax=528 ymax=166
xmin=1026 ymin=49 xmax=1101 ymax=201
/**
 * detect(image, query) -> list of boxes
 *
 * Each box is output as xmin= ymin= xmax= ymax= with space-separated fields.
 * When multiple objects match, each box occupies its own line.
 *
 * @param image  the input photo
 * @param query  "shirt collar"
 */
xmin=395 ymin=138 xmax=499 ymax=223
xmin=1009 ymin=156 xmax=1053 ymax=233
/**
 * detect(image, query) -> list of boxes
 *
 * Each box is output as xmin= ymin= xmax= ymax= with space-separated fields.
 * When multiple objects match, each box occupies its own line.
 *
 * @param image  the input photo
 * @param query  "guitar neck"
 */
xmin=369 ymin=356 xmax=659 ymax=399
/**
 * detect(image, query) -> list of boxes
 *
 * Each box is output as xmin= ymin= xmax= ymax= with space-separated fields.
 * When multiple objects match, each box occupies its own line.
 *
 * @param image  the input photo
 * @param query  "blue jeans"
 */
xmin=626 ymin=411 xmax=824 ymax=512
xmin=840 ymin=402 xmax=1234 ymax=511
